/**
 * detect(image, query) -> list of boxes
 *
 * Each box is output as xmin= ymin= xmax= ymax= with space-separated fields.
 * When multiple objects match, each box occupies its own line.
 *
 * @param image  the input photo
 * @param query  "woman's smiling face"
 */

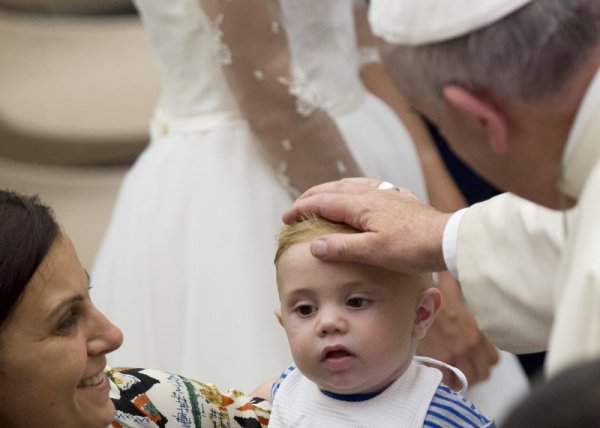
xmin=0 ymin=232 xmax=123 ymax=428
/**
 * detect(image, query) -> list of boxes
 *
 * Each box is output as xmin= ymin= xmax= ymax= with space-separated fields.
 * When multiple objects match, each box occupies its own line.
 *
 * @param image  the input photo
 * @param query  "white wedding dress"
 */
xmin=93 ymin=0 xmax=426 ymax=392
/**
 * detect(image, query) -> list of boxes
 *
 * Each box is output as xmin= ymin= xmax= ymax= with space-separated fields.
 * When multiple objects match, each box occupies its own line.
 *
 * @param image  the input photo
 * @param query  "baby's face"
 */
xmin=276 ymin=241 xmax=428 ymax=395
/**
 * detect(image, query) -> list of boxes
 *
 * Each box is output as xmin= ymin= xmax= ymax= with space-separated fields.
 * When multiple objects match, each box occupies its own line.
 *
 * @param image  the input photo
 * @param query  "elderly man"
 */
xmin=284 ymin=0 xmax=600 ymax=377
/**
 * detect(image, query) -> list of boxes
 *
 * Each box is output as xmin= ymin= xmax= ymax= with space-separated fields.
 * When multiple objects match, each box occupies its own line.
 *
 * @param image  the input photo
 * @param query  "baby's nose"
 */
xmin=317 ymin=308 xmax=348 ymax=336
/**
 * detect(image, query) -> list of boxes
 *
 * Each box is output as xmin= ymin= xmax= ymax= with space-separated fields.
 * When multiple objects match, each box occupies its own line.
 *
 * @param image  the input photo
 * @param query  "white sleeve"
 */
xmin=442 ymin=208 xmax=467 ymax=278
xmin=547 ymin=178 xmax=600 ymax=374
xmin=456 ymin=192 xmax=567 ymax=354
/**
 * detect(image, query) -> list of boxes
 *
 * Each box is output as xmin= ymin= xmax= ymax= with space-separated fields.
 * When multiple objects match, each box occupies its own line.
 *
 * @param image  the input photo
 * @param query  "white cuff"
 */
xmin=442 ymin=208 xmax=467 ymax=279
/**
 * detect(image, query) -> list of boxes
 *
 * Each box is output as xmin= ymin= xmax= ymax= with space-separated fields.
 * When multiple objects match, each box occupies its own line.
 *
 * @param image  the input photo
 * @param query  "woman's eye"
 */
xmin=347 ymin=297 xmax=368 ymax=308
xmin=55 ymin=311 xmax=80 ymax=335
xmin=294 ymin=304 xmax=316 ymax=317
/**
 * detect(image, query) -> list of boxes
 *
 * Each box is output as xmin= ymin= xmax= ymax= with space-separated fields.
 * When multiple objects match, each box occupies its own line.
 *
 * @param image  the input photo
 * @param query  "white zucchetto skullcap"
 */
xmin=369 ymin=0 xmax=533 ymax=46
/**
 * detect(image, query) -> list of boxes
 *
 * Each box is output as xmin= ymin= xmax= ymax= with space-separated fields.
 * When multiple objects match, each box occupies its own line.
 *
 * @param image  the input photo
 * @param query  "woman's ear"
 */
xmin=274 ymin=308 xmax=284 ymax=327
xmin=413 ymin=288 xmax=442 ymax=339
xmin=443 ymin=85 xmax=508 ymax=154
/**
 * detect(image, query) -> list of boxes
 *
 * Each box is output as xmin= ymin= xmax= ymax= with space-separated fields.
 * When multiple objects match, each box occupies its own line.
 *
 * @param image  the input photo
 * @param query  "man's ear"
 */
xmin=443 ymin=85 xmax=508 ymax=154
xmin=275 ymin=308 xmax=284 ymax=327
xmin=413 ymin=288 xmax=442 ymax=339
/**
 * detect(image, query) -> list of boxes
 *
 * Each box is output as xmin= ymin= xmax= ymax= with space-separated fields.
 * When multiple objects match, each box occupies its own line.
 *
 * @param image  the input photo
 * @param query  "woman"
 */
xmin=0 ymin=190 xmax=269 ymax=427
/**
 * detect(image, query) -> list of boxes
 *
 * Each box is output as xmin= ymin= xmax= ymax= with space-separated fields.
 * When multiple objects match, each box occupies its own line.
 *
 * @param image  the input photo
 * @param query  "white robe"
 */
xmin=456 ymin=69 xmax=600 ymax=376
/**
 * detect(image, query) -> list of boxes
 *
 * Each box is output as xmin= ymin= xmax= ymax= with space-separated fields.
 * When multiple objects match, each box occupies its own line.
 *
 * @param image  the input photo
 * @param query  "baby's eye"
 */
xmin=294 ymin=304 xmax=317 ymax=317
xmin=346 ymin=297 xmax=369 ymax=309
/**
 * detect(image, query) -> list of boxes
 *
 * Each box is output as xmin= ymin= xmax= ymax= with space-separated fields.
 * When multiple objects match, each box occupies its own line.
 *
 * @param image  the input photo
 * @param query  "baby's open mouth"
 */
xmin=325 ymin=349 xmax=352 ymax=359
xmin=321 ymin=346 xmax=355 ymax=369
xmin=322 ymin=346 xmax=354 ymax=361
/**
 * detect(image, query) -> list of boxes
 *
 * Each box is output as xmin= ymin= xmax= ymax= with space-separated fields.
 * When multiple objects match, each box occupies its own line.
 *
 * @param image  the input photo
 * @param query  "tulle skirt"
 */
xmin=93 ymin=120 xmax=293 ymax=391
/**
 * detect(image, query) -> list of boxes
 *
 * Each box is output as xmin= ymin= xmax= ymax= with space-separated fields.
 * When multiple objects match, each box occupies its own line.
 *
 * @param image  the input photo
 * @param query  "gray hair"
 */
xmin=383 ymin=0 xmax=600 ymax=108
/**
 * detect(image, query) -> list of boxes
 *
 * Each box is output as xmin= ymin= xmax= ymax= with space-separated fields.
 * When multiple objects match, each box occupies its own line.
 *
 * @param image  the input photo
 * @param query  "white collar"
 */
xmin=562 ymin=68 xmax=600 ymax=163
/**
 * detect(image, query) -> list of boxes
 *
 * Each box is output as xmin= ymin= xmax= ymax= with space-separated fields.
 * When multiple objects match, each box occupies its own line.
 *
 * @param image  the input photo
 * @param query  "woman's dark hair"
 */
xmin=0 ymin=190 xmax=58 ymax=328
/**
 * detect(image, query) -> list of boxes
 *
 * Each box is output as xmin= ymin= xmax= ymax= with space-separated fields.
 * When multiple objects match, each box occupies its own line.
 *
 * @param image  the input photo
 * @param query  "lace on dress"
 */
xmin=353 ymin=0 xmax=382 ymax=67
xmin=200 ymin=0 xmax=362 ymax=196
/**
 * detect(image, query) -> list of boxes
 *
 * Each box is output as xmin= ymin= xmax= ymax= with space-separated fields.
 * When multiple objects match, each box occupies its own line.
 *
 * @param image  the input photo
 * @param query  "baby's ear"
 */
xmin=274 ymin=308 xmax=284 ymax=327
xmin=413 ymin=288 xmax=442 ymax=339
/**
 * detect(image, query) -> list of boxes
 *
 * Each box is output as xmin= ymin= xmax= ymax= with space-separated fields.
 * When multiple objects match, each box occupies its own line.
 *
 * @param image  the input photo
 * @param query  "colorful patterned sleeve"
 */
xmin=107 ymin=367 xmax=271 ymax=428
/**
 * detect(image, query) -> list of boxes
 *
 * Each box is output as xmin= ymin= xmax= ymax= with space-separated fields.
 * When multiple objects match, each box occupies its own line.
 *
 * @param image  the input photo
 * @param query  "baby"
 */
xmin=255 ymin=215 xmax=494 ymax=427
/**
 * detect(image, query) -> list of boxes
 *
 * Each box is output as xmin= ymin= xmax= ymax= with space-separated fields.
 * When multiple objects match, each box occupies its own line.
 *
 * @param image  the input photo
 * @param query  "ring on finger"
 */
xmin=377 ymin=181 xmax=398 ymax=190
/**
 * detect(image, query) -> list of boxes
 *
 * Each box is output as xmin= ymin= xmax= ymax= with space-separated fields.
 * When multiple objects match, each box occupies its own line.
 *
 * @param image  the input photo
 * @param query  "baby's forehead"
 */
xmin=360 ymin=262 xmax=432 ymax=287
xmin=277 ymin=254 xmax=430 ymax=295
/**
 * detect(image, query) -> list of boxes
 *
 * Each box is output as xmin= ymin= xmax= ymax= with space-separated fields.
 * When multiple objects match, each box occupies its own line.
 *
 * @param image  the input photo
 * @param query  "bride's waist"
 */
xmin=150 ymin=86 xmax=367 ymax=139
xmin=325 ymin=89 xmax=366 ymax=116
xmin=150 ymin=108 xmax=246 ymax=138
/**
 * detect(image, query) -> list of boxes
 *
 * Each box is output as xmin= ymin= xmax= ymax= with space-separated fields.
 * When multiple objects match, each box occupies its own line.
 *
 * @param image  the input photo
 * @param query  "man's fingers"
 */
xmin=283 ymin=192 xmax=365 ymax=226
xmin=283 ymin=193 xmax=337 ymax=225
xmin=470 ymin=357 xmax=491 ymax=383
xmin=485 ymin=342 xmax=501 ymax=366
xmin=283 ymin=178 xmax=380 ymax=224
xmin=341 ymin=176 xmax=382 ymax=188
xmin=296 ymin=177 xmax=377 ymax=201
xmin=309 ymin=232 xmax=375 ymax=264
xmin=469 ymin=342 xmax=500 ymax=384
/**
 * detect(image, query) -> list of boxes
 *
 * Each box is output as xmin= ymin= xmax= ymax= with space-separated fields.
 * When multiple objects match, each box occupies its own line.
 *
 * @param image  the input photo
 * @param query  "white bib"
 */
xmin=269 ymin=360 xmax=444 ymax=428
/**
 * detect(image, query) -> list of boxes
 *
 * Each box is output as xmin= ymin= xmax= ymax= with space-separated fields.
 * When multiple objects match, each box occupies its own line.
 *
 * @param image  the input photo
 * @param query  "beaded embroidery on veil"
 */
xmin=200 ymin=0 xmax=366 ymax=197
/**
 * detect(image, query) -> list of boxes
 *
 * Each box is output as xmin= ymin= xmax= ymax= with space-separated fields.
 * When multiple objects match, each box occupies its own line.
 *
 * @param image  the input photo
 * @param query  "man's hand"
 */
xmin=283 ymin=177 xmax=453 ymax=273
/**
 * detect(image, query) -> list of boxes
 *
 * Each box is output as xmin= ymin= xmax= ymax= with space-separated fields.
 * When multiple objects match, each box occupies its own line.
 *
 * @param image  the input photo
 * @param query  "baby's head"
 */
xmin=274 ymin=215 xmax=441 ymax=395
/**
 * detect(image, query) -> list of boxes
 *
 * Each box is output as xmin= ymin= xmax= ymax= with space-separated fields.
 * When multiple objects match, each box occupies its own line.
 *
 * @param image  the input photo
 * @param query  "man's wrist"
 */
xmin=442 ymin=208 xmax=467 ymax=278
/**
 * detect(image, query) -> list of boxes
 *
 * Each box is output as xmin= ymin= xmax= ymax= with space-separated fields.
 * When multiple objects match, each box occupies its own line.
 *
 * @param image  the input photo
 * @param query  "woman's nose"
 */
xmin=88 ymin=306 xmax=124 ymax=356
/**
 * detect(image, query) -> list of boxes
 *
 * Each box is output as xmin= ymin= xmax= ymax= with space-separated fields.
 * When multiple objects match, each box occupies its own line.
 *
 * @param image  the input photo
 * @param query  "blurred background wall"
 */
xmin=0 ymin=1 xmax=159 ymax=268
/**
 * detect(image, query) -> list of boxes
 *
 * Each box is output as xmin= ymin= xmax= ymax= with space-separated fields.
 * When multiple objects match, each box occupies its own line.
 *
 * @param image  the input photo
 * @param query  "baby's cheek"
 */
xmin=283 ymin=314 xmax=311 ymax=333
xmin=288 ymin=329 xmax=313 ymax=354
